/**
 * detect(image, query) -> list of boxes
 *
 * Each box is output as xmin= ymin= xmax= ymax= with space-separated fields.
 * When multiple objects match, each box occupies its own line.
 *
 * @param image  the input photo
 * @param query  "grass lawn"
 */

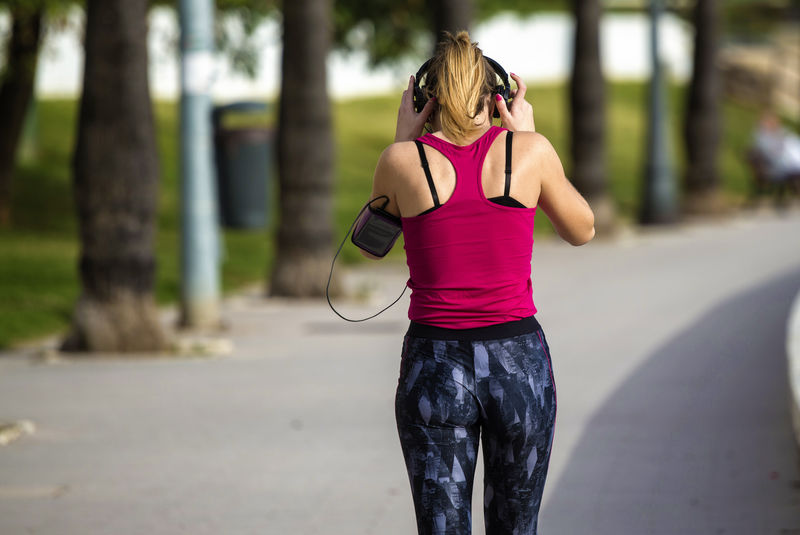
xmin=0 ymin=81 xmax=761 ymax=349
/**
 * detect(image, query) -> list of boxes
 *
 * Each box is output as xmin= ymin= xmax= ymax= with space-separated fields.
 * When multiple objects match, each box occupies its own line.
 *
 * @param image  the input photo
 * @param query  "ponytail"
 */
xmin=423 ymin=31 xmax=494 ymax=144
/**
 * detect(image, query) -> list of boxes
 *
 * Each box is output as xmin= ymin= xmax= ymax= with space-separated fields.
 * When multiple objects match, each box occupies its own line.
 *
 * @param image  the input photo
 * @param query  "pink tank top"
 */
xmin=401 ymin=126 xmax=537 ymax=328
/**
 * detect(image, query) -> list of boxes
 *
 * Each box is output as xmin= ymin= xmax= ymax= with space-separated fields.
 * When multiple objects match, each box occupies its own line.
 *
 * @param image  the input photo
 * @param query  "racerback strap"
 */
xmin=414 ymin=140 xmax=440 ymax=207
xmin=504 ymin=131 xmax=513 ymax=197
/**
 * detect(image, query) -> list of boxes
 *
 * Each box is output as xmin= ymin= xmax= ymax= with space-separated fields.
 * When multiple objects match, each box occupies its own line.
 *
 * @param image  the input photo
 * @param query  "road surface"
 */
xmin=1 ymin=209 xmax=799 ymax=534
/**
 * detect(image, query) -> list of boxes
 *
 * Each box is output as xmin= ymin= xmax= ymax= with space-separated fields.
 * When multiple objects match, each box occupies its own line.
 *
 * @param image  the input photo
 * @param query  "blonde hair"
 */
xmin=422 ymin=31 xmax=495 ymax=144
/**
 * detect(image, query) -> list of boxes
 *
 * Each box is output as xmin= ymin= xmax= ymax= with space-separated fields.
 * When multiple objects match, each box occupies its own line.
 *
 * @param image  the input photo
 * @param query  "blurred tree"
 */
xmin=269 ymin=0 xmax=334 ymax=297
xmin=333 ymin=0 xmax=566 ymax=67
xmin=150 ymin=0 xmax=278 ymax=77
xmin=683 ymin=0 xmax=723 ymax=214
xmin=432 ymin=0 xmax=473 ymax=45
xmin=476 ymin=0 xmax=565 ymax=17
xmin=213 ymin=1 xmax=274 ymax=77
xmin=721 ymin=0 xmax=793 ymax=39
xmin=61 ymin=0 xmax=168 ymax=352
xmin=569 ymin=0 xmax=614 ymax=232
xmin=0 ymin=0 xmax=44 ymax=227
xmin=333 ymin=0 xmax=427 ymax=66
xmin=0 ymin=0 xmax=276 ymax=230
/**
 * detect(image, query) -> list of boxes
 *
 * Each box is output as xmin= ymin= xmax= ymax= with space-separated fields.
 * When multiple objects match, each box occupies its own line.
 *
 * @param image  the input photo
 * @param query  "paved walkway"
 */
xmin=1 ymin=209 xmax=800 ymax=534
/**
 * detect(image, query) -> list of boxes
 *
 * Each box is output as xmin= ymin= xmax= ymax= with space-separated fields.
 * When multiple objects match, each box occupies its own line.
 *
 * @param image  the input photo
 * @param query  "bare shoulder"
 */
xmin=512 ymin=131 xmax=565 ymax=181
xmin=374 ymin=141 xmax=418 ymax=186
xmin=512 ymin=131 xmax=559 ymax=159
xmin=379 ymin=141 xmax=418 ymax=167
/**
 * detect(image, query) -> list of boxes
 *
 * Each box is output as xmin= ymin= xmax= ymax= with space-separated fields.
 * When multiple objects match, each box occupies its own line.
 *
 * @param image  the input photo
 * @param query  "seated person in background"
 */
xmin=746 ymin=110 xmax=800 ymax=206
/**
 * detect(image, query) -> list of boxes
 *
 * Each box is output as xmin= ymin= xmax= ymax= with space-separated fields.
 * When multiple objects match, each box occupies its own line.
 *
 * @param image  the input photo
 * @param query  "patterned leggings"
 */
xmin=395 ymin=321 xmax=557 ymax=535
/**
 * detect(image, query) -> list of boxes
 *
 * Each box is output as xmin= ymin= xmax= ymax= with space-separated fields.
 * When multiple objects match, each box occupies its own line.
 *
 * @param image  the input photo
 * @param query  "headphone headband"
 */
xmin=413 ymin=55 xmax=511 ymax=118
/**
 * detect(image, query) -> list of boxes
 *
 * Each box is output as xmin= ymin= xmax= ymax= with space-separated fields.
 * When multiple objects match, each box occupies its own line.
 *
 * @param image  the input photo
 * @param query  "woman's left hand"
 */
xmin=495 ymin=73 xmax=535 ymax=133
xmin=395 ymin=75 xmax=437 ymax=143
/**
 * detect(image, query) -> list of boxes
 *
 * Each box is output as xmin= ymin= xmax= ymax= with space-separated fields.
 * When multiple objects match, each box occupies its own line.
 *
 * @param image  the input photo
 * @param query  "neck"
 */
xmin=430 ymin=107 xmax=494 ymax=145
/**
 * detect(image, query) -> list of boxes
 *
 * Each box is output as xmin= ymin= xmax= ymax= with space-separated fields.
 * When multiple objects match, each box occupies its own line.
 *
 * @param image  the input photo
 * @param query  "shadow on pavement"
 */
xmin=541 ymin=266 xmax=800 ymax=535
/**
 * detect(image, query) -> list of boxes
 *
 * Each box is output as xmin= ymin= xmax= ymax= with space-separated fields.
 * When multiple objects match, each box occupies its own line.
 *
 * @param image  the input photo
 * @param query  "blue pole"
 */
xmin=178 ymin=0 xmax=221 ymax=327
xmin=640 ymin=0 xmax=678 ymax=224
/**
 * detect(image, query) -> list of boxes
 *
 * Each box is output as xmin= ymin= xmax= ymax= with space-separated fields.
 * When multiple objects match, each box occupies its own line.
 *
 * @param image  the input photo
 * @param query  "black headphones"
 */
xmin=413 ymin=56 xmax=511 ymax=119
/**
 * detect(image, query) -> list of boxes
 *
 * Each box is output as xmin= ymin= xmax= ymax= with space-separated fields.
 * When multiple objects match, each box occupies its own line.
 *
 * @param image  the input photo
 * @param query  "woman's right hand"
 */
xmin=395 ymin=75 xmax=437 ymax=142
xmin=495 ymin=73 xmax=535 ymax=133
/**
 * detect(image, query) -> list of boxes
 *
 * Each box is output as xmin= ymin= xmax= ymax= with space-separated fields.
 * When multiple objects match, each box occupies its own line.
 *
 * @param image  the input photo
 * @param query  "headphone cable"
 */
xmin=325 ymin=196 xmax=408 ymax=322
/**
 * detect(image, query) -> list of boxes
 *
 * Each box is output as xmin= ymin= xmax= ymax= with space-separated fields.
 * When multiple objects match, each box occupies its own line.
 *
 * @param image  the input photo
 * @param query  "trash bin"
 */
xmin=212 ymin=102 xmax=273 ymax=229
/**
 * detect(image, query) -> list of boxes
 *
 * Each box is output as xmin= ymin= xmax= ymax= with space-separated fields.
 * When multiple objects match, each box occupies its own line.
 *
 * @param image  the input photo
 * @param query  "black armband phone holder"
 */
xmin=326 ymin=195 xmax=408 ymax=323
xmin=351 ymin=197 xmax=402 ymax=257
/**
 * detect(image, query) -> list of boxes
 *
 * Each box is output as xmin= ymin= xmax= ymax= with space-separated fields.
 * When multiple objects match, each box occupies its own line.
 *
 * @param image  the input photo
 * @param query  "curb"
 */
xmin=787 ymin=288 xmax=800 ymax=450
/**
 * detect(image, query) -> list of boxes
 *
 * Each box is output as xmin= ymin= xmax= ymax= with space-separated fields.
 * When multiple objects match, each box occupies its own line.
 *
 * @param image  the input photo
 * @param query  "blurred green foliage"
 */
xmin=721 ymin=1 xmax=797 ymax=41
xmin=0 ymin=97 xmax=275 ymax=349
xmin=2 ymin=1 xmax=793 ymax=76
xmin=333 ymin=0 xmax=428 ymax=67
xmin=333 ymin=0 xmax=569 ymax=67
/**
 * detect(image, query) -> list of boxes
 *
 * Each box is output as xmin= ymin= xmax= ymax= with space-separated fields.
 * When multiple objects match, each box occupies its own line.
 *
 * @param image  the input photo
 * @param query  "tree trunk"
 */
xmin=569 ymin=0 xmax=615 ymax=234
xmin=432 ymin=0 xmax=473 ymax=45
xmin=61 ymin=0 xmax=168 ymax=353
xmin=0 ymin=3 xmax=43 ymax=228
xmin=683 ymin=0 xmax=724 ymax=215
xmin=269 ymin=0 xmax=334 ymax=297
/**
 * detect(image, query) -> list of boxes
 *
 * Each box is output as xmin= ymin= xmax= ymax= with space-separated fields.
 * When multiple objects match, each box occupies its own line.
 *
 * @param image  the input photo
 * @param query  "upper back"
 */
xmin=393 ymin=126 xmax=541 ymax=328
xmin=385 ymin=127 xmax=543 ymax=218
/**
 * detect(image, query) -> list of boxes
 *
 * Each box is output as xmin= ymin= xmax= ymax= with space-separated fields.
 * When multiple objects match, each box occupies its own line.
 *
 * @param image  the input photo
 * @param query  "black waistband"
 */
xmin=406 ymin=315 xmax=541 ymax=341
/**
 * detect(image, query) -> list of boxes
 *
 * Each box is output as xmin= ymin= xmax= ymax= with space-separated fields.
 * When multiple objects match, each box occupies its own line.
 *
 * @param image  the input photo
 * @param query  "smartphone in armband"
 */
xmin=327 ymin=195 xmax=408 ymax=322
xmin=351 ymin=197 xmax=402 ymax=257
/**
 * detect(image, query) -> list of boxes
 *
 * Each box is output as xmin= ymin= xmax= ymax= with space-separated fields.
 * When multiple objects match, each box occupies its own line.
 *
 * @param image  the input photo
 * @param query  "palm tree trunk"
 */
xmin=0 ymin=3 xmax=43 ymax=227
xmin=61 ymin=0 xmax=168 ymax=352
xmin=569 ymin=0 xmax=614 ymax=233
xmin=269 ymin=0 xmax=334 ymax=297
xmin=432 ymin=0 xmax=473 ymax=44
xmin=683 ymin=0 xmax=723 ymax=214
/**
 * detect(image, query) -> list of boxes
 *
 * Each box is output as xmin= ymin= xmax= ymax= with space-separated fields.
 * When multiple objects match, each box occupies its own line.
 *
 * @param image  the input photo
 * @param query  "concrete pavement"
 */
xmin=1 ymin=208 xmax=800 ymax=534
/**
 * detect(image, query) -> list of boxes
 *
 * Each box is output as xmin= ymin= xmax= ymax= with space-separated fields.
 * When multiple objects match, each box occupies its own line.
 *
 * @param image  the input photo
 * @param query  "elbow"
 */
xmin=568 ymin=212 xmax=596 ymax=246
xmin=569 ymin=225 xmax=595 ymax=246
xmin=566 ymin=225 xmax=594 ymax=247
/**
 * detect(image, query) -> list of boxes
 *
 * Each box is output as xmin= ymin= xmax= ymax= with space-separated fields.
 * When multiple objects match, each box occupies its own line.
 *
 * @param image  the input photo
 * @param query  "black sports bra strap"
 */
xmin=414 ymin=140 xmax=440 ymax=207
xmin=504 ymin=131 xmax=513 ymax=197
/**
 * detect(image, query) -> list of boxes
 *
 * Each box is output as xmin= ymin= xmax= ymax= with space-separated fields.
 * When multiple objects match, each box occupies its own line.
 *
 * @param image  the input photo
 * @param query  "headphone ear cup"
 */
xmin=492 ymin=85 xmax=509 ymax=118
xmin=413 ymin=86 xmax=426 ymax=114
xmin=413 ymin=59 xmax=433 ymax=115
xmin=485 ymin=56 xmax=511 ymax=119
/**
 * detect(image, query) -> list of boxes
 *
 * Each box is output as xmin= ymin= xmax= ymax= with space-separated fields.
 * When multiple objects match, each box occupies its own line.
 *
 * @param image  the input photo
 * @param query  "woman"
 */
xmin=363 ymin=32 xmax=595 ymax=534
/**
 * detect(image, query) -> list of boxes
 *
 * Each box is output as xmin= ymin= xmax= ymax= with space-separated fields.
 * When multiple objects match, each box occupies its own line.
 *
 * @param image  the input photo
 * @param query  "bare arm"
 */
xmin=533 ymin=133 xmax=595 ymax=246
xmin=358 ymin=76 xmax=435 ymax=261
xmin=494 ymin=74 xmax=594 ymax=245
xmin=358 ymin=144 xmax=405 ymax=260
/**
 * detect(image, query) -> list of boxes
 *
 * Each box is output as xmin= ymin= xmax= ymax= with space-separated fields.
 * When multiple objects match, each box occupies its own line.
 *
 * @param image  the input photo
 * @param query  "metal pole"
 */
xmin=640 ymin=0 xmax=678 ymax=224
xmin=178 ymin=0 xmax=221 ymax=328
